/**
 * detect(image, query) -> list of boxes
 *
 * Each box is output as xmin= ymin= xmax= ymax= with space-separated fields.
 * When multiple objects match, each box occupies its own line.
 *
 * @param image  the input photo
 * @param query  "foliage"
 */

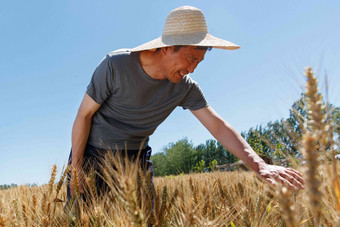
xmin=208 ymin=159 xmax=218 ymax=171
xmin=151 ymin=138 xmax=239 ymax=177
xmin=193 ymin=160 xmax=205 ymax=173
xmin=151 ymin=94 xmax=340 ymax=176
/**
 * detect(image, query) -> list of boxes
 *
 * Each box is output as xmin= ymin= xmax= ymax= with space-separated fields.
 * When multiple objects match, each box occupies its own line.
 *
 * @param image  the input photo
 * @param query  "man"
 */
xmin=67 ymin=6 xmax=304 ymax=200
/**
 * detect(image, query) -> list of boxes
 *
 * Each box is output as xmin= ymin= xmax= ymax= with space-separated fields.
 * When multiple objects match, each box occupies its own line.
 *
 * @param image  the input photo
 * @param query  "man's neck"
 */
xmin=139 ymin=50 xmax=166 ymax=80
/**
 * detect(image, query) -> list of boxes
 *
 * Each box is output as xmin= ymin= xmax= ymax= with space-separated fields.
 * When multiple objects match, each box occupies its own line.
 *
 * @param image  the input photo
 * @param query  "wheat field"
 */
xmin=0 ymin=67 xmax=339 ymax=227
xmin=0 ymin=171 xmax=284 ymax=226
xmin=0 ymin=168 xmax=339 ymax=226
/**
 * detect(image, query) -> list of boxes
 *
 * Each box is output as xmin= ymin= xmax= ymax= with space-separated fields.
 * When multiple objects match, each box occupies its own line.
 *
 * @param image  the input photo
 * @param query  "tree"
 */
xmin=151 ymin=138 xmax=197 ymax=176
xmin=193 ymin=160 xmax=205 ymax=173
xmin=151 ymin=94 xmax=340 ymax=176
xmin=150 ymin=152 xmax=168 ymax=176
xmin=216 ymin=141 xmax=238 ymax=164
xmin=208 ymin=159 xmax=218 ymax=171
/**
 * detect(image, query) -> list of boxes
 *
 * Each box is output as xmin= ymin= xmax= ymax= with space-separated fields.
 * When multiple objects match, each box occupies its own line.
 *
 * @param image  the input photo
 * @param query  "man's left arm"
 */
xmin=191 ymin=106 xmax=304 ymax=190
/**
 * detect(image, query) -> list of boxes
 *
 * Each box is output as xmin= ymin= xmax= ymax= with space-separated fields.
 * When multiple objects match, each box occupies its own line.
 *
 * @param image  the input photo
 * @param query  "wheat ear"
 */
xmin=305 ymin=67 xmax=327 ymax=142
xmin=48 ymin=164 xmax=57 ymax=198
xmin=31 ymin=195 xmax=37 ymax=226
xmin=156 ymin=185 xmax=168 ymax=225
xmin=302 ymin=133 xmax=321 ymax=226
xmin=303 ymin=67 xmax=328 ymax=226
xmin=189 ymin=177 xmax=199 ymax=205
xmin=277 ymin=186 xmax=297 ymax=227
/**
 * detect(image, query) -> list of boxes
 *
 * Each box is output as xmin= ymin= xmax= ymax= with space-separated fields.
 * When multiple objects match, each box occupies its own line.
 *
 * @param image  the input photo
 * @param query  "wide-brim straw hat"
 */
xmin=131 ymin=6 xmax=240 ymax=52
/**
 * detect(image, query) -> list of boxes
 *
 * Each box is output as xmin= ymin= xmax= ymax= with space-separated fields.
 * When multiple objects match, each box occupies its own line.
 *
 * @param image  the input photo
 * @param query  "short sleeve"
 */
xmin=180 ymin=81 xmax=208 ymax=110
xmin=86 ymin=55 xmax=114 ymax=104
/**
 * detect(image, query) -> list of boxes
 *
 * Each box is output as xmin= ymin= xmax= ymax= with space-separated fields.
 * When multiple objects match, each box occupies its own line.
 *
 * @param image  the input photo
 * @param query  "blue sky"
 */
xmin=1 ymin=0 xmax=340 ymax=185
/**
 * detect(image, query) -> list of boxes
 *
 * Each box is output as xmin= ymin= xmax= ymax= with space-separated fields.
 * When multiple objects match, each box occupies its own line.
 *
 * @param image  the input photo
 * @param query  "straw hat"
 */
xmin=131 ymin=6 xmax=240 ymax=52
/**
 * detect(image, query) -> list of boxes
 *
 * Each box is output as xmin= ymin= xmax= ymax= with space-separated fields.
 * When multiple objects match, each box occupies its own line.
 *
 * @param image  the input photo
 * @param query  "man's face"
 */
xmin=163 ymin=46 xmax=207 ymax=83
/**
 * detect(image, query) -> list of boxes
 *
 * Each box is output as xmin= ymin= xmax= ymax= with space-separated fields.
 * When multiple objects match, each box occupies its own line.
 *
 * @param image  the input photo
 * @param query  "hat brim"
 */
xmin=131 ymin=33 xmax=240 ymax=52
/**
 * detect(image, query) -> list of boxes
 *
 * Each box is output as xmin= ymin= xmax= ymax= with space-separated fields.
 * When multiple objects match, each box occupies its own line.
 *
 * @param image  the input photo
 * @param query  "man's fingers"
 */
xmin=262 ymin=172 xmax=304 ymax=190
xmin=263 ymin=173 xmax=301 ymax=191
xmin=264 ymin=175 xmax=299 ymax=191
xmin=278 ymin=173 xmax=303 ymax=190
xmin=286 ymin=168 xmax=304 ymax=182
xmin=287 ymin=168 xmax=303 ymax=177
xmin=257 ymin=165 xmax=305 ymax=190
xmin=265 ymin=177 xmax=278 ymax=187
xmin=283 ymin=169 xmax=305 ymax=189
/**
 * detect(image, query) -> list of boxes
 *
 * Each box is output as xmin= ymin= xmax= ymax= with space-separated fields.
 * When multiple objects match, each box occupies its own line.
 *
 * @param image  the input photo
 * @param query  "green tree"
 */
xmin=150 ymin=152 xmax=168 ymax=176
xmin=163 ymin=138 xmax=196 ymax=175
xmin=203 ymin=139 xmax=217 ymax=167
xmin=193 ymin=160 xmax=205 ymax=173
xmin=193 ymin=143 xmax=206 ymax=168
xmin=208 ymin=159 xmax=218 ymax=171
xmin=195 ymin=139 xmax=238 ymax=169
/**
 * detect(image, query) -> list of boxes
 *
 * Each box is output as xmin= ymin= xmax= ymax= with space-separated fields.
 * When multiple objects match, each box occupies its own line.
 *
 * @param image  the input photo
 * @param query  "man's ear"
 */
xmin=161 ymin=46 xmax=173 ymax=56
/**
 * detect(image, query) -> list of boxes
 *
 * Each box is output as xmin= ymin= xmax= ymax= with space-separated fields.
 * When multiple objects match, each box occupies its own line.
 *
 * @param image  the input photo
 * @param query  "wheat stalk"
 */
xmin=31 ymin=195 xmax=37 ymax=226
xmin=276 ymin=186 xmax=297 ymax=227
xmin=48 ymin=165 xmax=57 ymax=198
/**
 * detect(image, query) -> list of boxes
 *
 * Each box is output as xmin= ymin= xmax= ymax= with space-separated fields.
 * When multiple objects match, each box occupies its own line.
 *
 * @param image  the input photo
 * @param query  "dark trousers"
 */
xmin=66 ymin=143 xmax=153 ymax=203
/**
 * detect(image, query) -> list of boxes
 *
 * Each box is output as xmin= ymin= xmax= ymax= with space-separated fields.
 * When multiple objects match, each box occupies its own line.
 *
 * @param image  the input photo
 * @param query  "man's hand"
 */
xmin=256 ymin=164 xmax=305 ymax=190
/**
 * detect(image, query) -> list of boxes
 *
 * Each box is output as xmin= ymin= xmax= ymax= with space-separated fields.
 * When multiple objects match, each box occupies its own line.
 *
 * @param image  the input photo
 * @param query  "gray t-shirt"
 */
xmin=86 ymin=49 xmax=208 ymax=150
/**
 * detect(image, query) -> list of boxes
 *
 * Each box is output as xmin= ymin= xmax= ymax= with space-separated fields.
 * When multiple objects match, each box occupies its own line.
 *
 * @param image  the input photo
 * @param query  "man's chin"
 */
xmin=169 ymin=79 xmax=181 ymax=84
xmin=168 ymin=74 xmax=184 ymax=83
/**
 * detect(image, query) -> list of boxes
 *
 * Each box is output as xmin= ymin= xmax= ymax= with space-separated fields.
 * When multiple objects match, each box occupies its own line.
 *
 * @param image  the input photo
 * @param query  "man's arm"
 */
xmin=191 ymin=106 xmax=304 ymax=190
xmin=71 ymin=93 xmax=101 ymax=194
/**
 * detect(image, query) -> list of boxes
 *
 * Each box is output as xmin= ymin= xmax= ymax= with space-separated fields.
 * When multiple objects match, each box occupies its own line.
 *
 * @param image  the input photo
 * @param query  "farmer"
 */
xmin=67 ymin=5 xmax=304 ymax=201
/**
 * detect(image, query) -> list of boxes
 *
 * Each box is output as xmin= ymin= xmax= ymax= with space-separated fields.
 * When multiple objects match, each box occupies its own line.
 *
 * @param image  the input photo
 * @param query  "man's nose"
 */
xmin=187 ymin=62 xmax=198 ymax=74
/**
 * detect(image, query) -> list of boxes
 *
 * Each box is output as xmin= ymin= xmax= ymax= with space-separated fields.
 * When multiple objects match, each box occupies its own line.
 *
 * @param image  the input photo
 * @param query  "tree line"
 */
xmin=0 ymin=183 xmax=39 ymax=190
xmin=151 ymin=94 xmax=340 ymax=176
